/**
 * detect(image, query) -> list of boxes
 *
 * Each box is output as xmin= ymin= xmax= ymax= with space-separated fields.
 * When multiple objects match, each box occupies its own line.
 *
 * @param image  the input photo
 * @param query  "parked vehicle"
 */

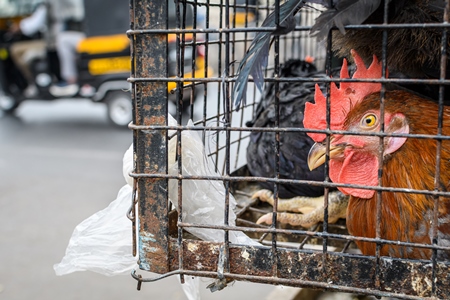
xmin=0 ymin=0 xmax=211 ymax=127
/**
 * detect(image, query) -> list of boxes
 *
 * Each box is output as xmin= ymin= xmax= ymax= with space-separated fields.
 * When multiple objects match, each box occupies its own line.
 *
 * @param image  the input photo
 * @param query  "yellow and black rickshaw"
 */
xmin=0 ymin=0 xmax=211 ymax=127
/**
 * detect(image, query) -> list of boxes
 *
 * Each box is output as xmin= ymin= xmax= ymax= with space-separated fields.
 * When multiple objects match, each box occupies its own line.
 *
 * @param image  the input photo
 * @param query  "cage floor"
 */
xmin=168 ymin=165 xmax=360 ymax=256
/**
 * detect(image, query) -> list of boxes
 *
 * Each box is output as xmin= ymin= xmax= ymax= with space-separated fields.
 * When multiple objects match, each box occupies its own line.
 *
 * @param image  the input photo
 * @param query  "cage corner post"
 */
xmin=132 ymin=0 xmax=170 ymax=274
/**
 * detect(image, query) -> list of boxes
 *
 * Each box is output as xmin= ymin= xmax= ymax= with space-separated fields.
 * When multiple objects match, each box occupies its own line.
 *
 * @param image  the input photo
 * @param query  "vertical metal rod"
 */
xmin=181 ymin=2 xmax=188 ymax=119
xmin=270 ymin=0 xmax=282 ymax=278
xmin=223 ymin=0 xmax=232 ymax=277
xmin=231 ymin=0 xmax=242 ymax=171
xmin=189 ymin=0 xmax=198 ymax=121
xmin=133 ymin=0 xmax=169 ymax=274
xmin=174 ymin=0 xmax=186 ymax=284
xmin=374 ymin=0 xmax=389 ymax=290
xmin=201 ymin=1 xmax=210 ymax=131
xmin=431 ymin=0 xmax=449 ymax=295
xmin=235 ymin=102 xmax=245 ymax=169
xmin=177 ymin=127 xmax=185 ymax=284
xmin=215 ymin=0 xmax=224 ymax=173
xmin=129 ymin=0 xmax=137 ymax=258
xmin=322 ymin=10 xmax=333 ymax=280
xmin=175 ymin=1 xmax=187 ymax=122
xmin=233 ymin=0 xmax=250 ymax=171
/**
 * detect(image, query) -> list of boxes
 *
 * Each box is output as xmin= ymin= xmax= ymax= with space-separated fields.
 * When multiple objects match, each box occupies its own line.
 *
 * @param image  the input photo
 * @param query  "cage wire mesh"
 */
xmin=128 ymin=0 xmax=450 ymax=298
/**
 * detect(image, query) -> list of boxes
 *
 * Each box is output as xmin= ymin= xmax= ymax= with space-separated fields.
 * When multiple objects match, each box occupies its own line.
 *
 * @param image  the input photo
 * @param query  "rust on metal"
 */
xmin=132 ymin=0 xmax=169 ymax=274
xmin=164 ymin=239 xmax=450 ymax=298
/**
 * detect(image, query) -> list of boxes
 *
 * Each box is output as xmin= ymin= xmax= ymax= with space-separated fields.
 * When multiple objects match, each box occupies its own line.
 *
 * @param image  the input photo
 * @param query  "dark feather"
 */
xmin=305 ymin=0 xmax=340 ymax=9
xmin=331 ymin=0 xmax=450 ymax=103
xmin=232 ymin=33 xmax=271 ymax=110
xmin=246 ymin=59 xmax=336 ymax=198
xmin=233 ymin=0 xmax=382 ymax=110
xmin=233 ymin=0 xmax=307 ymax=110
xmin=310 ymin=0 xmax=381 ymax=41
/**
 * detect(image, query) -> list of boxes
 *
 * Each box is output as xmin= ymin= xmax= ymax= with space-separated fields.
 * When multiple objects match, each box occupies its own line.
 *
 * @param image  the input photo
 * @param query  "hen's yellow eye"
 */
xmin=362 ymin=114 xmax=377 ymax=127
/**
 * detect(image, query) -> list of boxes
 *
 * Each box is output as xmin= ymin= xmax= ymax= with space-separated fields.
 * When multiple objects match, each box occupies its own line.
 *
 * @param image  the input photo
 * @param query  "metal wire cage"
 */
xmin=127 ymin=0 xmax=450 ymax=298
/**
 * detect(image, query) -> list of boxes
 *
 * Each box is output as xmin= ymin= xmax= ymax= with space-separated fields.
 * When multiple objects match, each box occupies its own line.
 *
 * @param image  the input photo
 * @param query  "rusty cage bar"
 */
xmin=128 ymin=0 xmax=450 ymax=298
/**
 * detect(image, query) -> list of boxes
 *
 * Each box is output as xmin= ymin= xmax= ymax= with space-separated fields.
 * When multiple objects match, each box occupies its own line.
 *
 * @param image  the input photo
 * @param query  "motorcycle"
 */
xmin=0 ymin=0 xmax=210 ymax=127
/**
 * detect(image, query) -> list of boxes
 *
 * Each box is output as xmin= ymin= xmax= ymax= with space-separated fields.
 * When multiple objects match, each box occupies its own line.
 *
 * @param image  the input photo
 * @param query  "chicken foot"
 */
xmin=253 ymin=189 xmax=349 ymax=228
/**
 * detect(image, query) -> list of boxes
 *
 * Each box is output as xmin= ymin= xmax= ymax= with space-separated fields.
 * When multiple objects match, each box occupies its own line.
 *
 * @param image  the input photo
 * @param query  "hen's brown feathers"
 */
xmin=345 ymin=91 xmax=450 ymax=259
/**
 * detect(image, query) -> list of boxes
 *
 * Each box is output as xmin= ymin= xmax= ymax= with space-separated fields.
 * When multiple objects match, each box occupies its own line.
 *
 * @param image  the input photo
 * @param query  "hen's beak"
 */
xmin=307 ymin=141 xmax=345 ymax=171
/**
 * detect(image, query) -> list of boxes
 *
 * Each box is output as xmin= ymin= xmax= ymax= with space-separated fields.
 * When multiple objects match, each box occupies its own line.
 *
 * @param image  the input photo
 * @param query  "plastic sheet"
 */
xmin=53 ymin=184 xmax=137 ymax=276
xmin=54 ymin=114 xmax=258 ymax=300
xmin=167 ymin=120 xmax=259 ymax=246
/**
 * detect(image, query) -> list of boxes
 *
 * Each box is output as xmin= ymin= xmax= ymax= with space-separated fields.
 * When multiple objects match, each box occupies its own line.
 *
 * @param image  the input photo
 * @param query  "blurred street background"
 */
xmin=0 ymin=0 xmax=358 ymax=299
xmin=0 ymin=98 xmax=281 ymax=300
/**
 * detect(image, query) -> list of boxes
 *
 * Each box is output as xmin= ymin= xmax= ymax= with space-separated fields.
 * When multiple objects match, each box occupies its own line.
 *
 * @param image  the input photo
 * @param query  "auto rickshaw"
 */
xmin=0 ymin=0 xmax=211 ymax=127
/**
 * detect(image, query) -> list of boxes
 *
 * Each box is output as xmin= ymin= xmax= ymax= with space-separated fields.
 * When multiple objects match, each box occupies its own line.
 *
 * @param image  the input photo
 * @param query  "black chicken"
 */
xmin=246 ymin=59 xmax=325 ymax=198
xmin=246 ymin=59 xmax=348 ymax=227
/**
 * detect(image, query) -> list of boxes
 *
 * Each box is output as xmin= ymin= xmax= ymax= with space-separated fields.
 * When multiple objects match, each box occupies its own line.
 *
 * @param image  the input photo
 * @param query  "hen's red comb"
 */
xmin=303 ymin=50 xmax=386 ymax=142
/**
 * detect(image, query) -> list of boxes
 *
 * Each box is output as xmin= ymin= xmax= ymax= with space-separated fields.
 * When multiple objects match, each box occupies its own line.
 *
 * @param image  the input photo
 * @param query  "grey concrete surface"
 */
xmin=0 ymin=99 xmax=277 ymax=300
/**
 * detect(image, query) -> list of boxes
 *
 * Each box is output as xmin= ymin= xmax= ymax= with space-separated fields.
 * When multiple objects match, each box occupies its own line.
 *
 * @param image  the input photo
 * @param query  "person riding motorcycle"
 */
xmin=9 ymin=2 xmax=49 ymax=97
xmin=8 ymin=0 xmax=84 ymax=98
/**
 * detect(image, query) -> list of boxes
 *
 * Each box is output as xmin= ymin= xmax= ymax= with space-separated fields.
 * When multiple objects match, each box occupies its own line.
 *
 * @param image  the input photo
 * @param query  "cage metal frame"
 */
xmin=127 ymin=0 xmax=450 ymax=298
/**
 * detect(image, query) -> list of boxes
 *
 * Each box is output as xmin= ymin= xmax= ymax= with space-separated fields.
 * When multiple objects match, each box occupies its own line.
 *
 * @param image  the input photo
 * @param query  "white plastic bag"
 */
xmin=53 ymin=184 xmax=137 ymax=276
xmin=167 ymin=120 xmax=259 ymax=246
xmin=54 ymin=114 xmax=258 ymax=281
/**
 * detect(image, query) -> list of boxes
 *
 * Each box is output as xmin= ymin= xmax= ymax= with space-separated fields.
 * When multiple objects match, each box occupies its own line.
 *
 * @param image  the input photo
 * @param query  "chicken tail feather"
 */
xmin=311 ymin=0 xmax=381 ymax=41
xmin=232 ymin=0 xmax=308 ymax=110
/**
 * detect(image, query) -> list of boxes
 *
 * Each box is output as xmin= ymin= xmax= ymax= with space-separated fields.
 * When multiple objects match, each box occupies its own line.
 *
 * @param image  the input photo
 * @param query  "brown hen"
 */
xmin=306 ymin=51 xmax=450 ymax=259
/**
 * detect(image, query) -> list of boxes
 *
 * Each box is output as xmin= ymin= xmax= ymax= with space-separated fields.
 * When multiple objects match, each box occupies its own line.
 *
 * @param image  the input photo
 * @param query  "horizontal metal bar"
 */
xmin=128 ymin=171 xmax=450 ymax=197
xmin=127 ymin=23 xmax=450 ymax=36
xmin=176 ymin=222 xmax=450 ymax=252
xmin=133 ymin=239 xmax=450 ymax=299
xmin=127 ymin=76 xmax=450 ymax=85
xmin=128 ymin=123 xmax=450 ymax=143
xmin=131 ymin=268 xmax=431 ymax=299
xmin=136 ymin=270 xmax=433 ymax=300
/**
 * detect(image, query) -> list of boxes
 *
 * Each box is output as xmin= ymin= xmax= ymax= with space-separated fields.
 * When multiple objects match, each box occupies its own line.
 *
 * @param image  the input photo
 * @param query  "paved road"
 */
xmin=0 ymin=98 xmax=277 ymax=300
